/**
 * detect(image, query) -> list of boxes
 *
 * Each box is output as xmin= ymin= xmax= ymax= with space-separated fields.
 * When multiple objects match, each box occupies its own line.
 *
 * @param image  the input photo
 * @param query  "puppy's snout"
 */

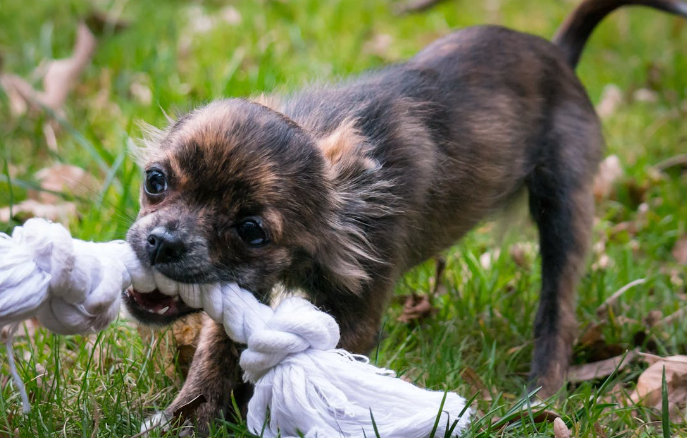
xmin=146 ymin=226 xmax=186 ymax=265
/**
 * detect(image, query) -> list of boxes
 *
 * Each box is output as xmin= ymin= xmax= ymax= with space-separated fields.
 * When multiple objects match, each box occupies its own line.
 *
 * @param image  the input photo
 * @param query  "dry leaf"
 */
xmin=0 ymin=22 xmax=96 ymax=151
xmin=185 ymin=5 xmax=242 ymax=35
xmin=673 ymin=235 xmax=687 ymax=265
xmin=0 ymin=23 xmax=96 ymax=116
xmin=553 ymin=417 xmax=571 ymax=438
xmin=129 ymin=74 xmax=153 ymax=105
xmin=510 ymin=242 xmax=535 ymax=270
xmin=631 ymin=355 xmax=687 ymax=421
xmin=0 ymin=319 xmax=40 ymax=341
xmin=32 ymin=163 xmax=98 ymax=203
xmin=593 ymin=155 xmax=624 ymax=200
xmin=461 ymin=366 xmax=492 ymax=401
xmin=397 ymin=293 xmax=436 ymax=323
xmin=577 ymin=321 xmax=606 ymax=347
xmin=0 ymin=199 xmax=77 ymax=224
xmin=567 ymin=349 xmax=639 ymax=383
xmin=0 ymin=163 xmax=98 ymax=224
xmin=171 ymin=313 xmax=204 ymax=377
xmin=136 ymin=313 xmax=205 ymax=379
xmin=596 ymin=84 xmax=623 ymax=118
xmin=363 ymin=34 xmax=397 ymax=60
xmin=632 ymin=88 xmax=659 ymax=103
xmin=394 ymin=0 xmax=450 ymax=14
xmin=220 ymin=6 xmax=242 ymax=26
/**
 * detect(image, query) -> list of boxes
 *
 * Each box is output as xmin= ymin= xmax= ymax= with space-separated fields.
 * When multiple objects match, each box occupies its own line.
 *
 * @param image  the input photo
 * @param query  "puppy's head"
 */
xmin=124 ymin=99 xmax=376 ymax=325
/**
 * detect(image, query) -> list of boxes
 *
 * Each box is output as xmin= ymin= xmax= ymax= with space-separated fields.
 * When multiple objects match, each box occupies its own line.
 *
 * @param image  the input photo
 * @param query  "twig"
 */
xmin=596 ymin=278 xmax=646 ymax=318
xmin=394 ymin=0 xmax=451 ymax=15
xmin=653 ymin=154 xmax=687 ymax=172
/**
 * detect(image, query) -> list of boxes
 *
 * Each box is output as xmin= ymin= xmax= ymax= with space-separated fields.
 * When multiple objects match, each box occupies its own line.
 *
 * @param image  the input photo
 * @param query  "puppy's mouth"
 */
xmin=123 ymin=287 xmax=199 ymax=326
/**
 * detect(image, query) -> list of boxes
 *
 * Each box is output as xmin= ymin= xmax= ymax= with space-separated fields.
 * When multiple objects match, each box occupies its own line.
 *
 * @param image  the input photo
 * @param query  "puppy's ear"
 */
xmin=313 ymin=119 xmax=392 ymax=294
xmin=317 ymin=118 xmax=379 ymax=179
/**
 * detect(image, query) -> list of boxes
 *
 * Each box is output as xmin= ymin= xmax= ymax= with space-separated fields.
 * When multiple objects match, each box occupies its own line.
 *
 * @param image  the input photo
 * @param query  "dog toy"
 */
xmin=0 ymin=218 xmax=470 ymax=437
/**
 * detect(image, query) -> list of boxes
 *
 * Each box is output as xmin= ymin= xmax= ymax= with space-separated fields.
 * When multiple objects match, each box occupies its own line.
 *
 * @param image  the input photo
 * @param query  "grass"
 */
xmin=1 ymin=0 xmax=686 ymax=436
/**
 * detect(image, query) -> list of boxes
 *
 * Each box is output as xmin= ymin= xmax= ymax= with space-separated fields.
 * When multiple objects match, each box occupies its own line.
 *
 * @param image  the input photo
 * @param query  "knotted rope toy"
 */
xmin=0 ymin=218 xmax=470 ymax=437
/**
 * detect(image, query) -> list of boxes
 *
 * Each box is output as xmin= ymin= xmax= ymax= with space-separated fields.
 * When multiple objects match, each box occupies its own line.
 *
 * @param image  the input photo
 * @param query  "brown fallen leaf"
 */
xmin=32 ymin=163 xmax=98 ymax=203
xmin=594 ymin=422 xmax=609 ymax=438
xmin=631 ymin=355 xmax=687 ymax=422
xmin=461 ymin=366 xmax=492 ymax=401
xmin=509 ymin=242 xmax=536 ymax=270
xmin=596 ymin=84 xmax=623 ymax=119
xmin=394 ymin=0 xmax=450 ymax=14
xmin=171 ymin=313 xmax=205 ymax=377
xmin=397 ymin=293 xmax=436 ymax=323
xmin=0 ymin=22 xmax=97 ymax=151
xmin=593 ymin=155 xmax=624 ymax=201
xmin=567 ymin=349 xmax=639 ymax=383
xmin=363 ymin=34 xmax=398 ymax=61
xmin=0 ymin=23 xmax=96 ymax=116
xmin=577 ymin=321 xmax=606 ymax=347
xmin=0 ymin=199 xmax=77 ymax=224
xmin=673 ymin=235 xmax=687 ymax=265
xmin=657 ymin=307 xmax=687 ymax=328
xmin=553 ymin=417 xmax=571 ymax=438
xmin=0 ymin=163 xmax=97 ymax=225
xmin=0 ymin=319 xmax=40 ymax=341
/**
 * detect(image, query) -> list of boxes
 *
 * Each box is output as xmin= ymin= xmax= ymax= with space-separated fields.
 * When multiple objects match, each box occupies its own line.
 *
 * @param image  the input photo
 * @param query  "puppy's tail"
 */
xmin=554 ymin=0 xmax=687 ymax=68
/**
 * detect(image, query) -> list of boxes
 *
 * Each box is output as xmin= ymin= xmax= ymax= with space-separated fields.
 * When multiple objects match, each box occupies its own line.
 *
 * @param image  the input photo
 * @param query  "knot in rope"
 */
xmin=0 ymin=218 xmax=152 ymax=335
xmin=178 ymin=283 xmax=340 ymax=383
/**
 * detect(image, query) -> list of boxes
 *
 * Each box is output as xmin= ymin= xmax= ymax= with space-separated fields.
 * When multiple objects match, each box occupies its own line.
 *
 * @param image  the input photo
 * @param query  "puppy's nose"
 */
xmin=146 ymin=227 xmax=186 ymax=265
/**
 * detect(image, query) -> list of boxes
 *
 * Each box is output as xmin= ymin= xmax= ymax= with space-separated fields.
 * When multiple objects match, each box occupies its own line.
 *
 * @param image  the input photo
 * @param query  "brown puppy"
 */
xmin=124 ymin=0 xmax=687 ymax=433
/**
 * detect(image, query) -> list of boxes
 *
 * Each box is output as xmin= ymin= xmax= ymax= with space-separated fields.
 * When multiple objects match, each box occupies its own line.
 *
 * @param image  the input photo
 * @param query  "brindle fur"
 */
xmin=124 ymin=0 xmax=687 ymax=433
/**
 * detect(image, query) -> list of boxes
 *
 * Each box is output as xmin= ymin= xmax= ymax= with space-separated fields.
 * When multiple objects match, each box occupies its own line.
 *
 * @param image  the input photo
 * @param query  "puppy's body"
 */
xmin=124 ymin=0 xmax=687 ymax=433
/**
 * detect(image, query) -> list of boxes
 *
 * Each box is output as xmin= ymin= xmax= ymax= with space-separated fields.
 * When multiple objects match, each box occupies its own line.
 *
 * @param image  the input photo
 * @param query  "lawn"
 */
xmin=1 ymin=0 xmax=687 ymax=436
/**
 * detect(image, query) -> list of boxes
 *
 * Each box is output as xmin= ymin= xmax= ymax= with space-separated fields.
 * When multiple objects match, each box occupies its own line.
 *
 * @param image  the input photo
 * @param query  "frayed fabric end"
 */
xmin=3 ymin=324 xmax=31 ymax=414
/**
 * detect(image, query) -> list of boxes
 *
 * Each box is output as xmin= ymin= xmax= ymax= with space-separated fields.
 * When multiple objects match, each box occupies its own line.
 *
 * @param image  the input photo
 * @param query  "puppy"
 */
xmin=124 ymin=0 xmax=687 ymax=433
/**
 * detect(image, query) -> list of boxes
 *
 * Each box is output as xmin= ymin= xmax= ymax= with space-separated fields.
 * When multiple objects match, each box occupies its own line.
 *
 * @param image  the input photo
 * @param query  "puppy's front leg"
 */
xmin=143 ymin=315 xmax=252 ymax=436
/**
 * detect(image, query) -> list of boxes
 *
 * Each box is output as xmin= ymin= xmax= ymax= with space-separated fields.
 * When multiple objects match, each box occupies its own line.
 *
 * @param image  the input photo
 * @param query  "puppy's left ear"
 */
xmin=316 ymin=119 xmax=380 ymax=179
xmin=312 ymin=119 xmax=390 ymax=295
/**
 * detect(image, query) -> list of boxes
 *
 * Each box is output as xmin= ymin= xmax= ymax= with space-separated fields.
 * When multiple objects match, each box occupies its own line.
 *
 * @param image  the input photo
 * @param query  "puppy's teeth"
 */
xmin=172 ymin=296 xmax=180 ymax=302
xmin=153 ymin=271 xmax=179 ymax=296
xmin=146 ymin=308 xmax=155 ymax=314
xmin=156 ymin=306 xmax=169 ymax=315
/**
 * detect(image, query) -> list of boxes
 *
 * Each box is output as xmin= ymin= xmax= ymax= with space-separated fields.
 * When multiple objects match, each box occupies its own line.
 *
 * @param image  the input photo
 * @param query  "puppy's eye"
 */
xmin=145 ymin=169 xmax=167 ymax=196
xmin=236 ymin=219 xmax=268 ymax=247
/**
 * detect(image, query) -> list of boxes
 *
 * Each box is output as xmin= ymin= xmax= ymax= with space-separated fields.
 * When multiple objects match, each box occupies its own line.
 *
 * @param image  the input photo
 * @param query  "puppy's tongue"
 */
xmin=129 ymin=288 xmax=180 ymax=314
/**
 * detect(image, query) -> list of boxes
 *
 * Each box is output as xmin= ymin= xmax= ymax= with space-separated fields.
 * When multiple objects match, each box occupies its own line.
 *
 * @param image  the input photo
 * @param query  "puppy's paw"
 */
xmin=140 ymin=411 xmax=193 ymax=437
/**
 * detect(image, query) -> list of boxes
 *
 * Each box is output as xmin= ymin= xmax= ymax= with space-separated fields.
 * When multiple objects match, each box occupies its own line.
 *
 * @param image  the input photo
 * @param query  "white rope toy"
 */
xmin=0 ymin=218 xmax=471 ymax=437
